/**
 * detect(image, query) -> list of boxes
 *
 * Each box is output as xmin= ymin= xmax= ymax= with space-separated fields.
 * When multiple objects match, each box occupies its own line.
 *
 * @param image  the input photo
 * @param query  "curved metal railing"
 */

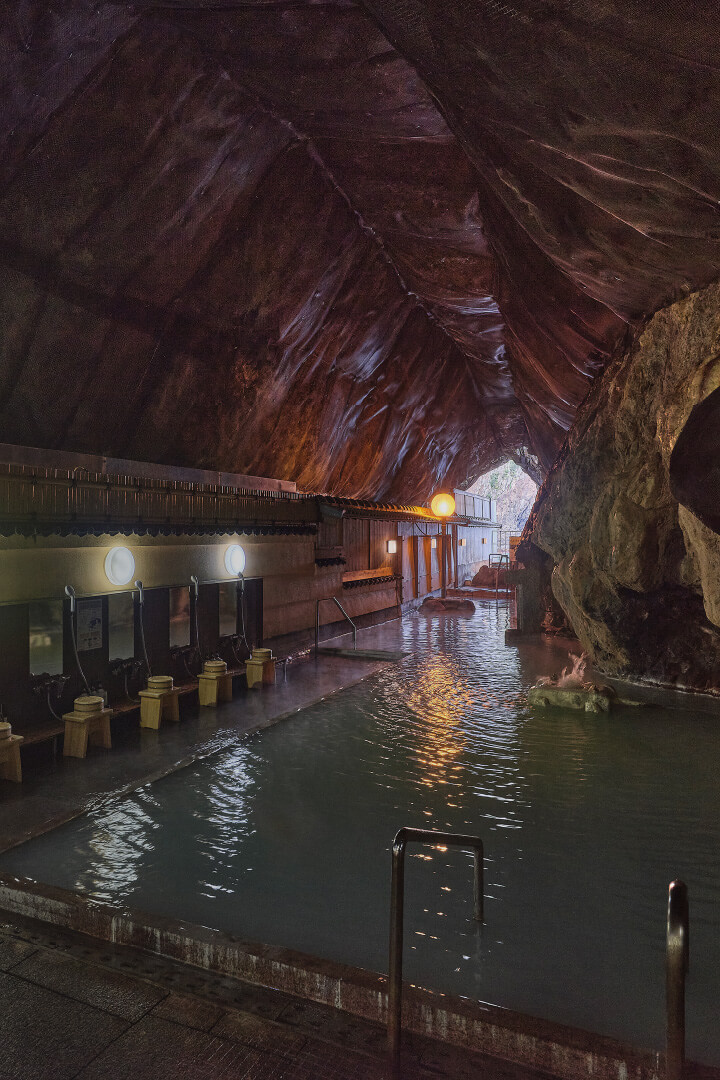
xmin=387 ymin=842 xmax=688 ymax=1080
xmin=388 ymin=827 xmax=484 ymax=1076
xmin=666 ymin=880 xmax=689 ymax=1080
xmin=315 ymin=596 xmax=357 ymax=655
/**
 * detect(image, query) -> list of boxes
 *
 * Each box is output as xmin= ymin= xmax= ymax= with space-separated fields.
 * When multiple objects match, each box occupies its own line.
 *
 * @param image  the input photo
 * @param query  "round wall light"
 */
xmin=430 ymin=492 xmax=456 ymax=518
xmin=224 ymin=544 xmax=246 ymax=576
xmin=104 ymin=546 xmax=135 ymax=587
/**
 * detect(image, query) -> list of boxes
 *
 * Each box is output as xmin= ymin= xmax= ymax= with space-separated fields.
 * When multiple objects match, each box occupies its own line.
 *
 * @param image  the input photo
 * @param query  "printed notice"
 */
xmin=77 ymin=599 xmax=103 ymax=652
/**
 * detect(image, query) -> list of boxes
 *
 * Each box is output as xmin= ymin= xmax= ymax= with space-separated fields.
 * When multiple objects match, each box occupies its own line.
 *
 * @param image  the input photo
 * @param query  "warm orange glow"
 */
xmin=430 ymin=492 xmax=455 ymax=517
xmin=402 ymin=653 xmax=472 ymax=787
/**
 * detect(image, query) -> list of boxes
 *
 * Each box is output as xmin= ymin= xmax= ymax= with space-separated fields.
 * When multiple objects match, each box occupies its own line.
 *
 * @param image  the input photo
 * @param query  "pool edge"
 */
xmin=0 ymin=649 xmax=393 ymax=859
xmin=0 ymin=871 xmax=679 ymax=1080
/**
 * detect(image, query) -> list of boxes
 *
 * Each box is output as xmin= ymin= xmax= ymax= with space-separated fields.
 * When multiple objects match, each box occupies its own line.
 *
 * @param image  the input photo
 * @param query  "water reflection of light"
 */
xmin=402 ymin=655 xmax=472 ymax=786
xmin=74 ymin=797 xmax=157 ymax=902
xmin=198 ymin=747 xmax=254 ymax=900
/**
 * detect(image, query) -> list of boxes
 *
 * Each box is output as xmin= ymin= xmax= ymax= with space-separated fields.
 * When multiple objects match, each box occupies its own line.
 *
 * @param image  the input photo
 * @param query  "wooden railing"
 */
xmin=0 ymin=463 xmax=317 ymax=532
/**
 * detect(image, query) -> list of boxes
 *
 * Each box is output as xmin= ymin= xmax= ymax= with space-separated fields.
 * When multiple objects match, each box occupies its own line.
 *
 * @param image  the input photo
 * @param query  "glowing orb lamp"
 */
xmin=430 ymin=492 xmax=456 ymax=518
xmin=224 ymin=544 xmax=246 ymax=576
xmin=104 ymin=546 xmax=135 ymax=587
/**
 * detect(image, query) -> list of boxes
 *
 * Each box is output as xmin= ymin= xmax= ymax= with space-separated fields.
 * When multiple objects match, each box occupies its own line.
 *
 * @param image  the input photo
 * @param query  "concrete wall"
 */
xmin=0 ymin=507 xmax=501 ymax=705
xmin=456 ymin=523 xmax=499 ymax=583
xmin=0 ymin=519 xmax=405 ymax=654
xmin=453 ymin=492 xmax=497 ymax=521
xmin=0 ymin=530 xmax=399 ymax=644
xmin=395 ymin=521 xmax=499 ymax=596
xmin=397 ymin=523 xmax=442 ymax=599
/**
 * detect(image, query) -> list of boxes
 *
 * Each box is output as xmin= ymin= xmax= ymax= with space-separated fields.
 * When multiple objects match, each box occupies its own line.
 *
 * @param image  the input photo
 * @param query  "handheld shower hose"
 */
xmin=64 ymin=585 xmax=91 ymax=695
xmin=190 ymin=575 xmax=202 ymax=671
xmin=134 ymin=580 xmax=151 ymax=677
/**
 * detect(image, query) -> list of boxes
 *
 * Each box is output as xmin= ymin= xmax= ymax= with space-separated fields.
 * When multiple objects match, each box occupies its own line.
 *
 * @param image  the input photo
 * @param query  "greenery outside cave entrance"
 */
xmin=470 ymin=461 xmax=537 ymax=557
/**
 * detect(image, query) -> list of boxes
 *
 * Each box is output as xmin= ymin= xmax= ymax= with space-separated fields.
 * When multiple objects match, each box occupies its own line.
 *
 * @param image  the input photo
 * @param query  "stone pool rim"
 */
xmin=0 ymin=646 xmax=396 ymax=859
xmin=0 ymin=869 xmax=699 ymax=1080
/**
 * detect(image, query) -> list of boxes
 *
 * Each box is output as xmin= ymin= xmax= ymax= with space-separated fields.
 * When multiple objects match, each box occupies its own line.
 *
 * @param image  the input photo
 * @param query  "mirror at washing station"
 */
xmin=108 ymin=592 xmax=135 ymax=660
xmin=169 ymin=585 xmax=191 ymax=649
xmin=28 ymin=599 xmax=64 ymax=675
xmin=218 ymin=580 xmax=239 ymax=638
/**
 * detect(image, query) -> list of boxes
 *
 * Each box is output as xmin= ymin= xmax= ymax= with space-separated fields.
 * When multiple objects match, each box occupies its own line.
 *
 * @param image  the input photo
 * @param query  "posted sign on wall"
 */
xmin=509 ymin=535 xmax=522 ymax=563
xmin=77 ymin=599 xmax=103 ymax=652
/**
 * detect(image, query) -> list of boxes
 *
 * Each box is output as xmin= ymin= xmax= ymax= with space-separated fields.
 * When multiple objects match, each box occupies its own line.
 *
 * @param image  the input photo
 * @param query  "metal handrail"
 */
xmin=666 ymin=880 xmax=689 ymax=1080
xmin=314 ymin=596 xmax=357 ymax=655
xmin=388 ymin=827 xmax=484 ymax=1076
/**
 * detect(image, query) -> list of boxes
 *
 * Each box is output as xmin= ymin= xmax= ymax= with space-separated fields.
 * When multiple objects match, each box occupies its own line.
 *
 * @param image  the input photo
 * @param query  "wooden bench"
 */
xmin=110 ymin=681 xmax=199 ymax=720
xmin=10 ymin=672 xmax=245 ymax=761
xmin=342 ymin=567 xmax=394 ymax=586
xmin=16 ymin=724 xmax=64 ymax=747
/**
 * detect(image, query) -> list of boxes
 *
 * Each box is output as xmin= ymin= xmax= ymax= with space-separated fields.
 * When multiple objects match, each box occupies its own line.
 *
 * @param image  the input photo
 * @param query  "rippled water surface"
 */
xmin=3 ymin=606 xmax=720 ymax=1061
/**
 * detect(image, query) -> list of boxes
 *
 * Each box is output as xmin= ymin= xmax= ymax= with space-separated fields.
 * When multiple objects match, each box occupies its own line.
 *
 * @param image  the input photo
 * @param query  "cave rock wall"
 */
xmin=531 ymin=281 xmax=720 ymax=691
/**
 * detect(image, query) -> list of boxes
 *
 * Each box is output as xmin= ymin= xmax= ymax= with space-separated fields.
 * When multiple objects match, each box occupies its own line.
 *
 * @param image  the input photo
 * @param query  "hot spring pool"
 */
xmin=2 ymin=606 xmax=719 ymax=1062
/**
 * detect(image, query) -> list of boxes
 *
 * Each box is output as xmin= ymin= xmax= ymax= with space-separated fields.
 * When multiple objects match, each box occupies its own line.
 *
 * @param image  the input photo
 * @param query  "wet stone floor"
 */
xmin=0 ymin=916 xmax=553 ymax=1080
xmin=0 ymin=630 xmax=393 ymax=855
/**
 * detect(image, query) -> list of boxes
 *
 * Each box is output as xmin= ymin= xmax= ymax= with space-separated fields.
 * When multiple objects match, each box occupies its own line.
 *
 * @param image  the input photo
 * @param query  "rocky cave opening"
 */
xmin=470 ymin=460 xmax=537 ymax=559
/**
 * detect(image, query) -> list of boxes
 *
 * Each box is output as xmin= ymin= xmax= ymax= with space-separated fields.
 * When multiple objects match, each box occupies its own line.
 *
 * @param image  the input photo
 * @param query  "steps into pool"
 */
xmin=315 ymin=646 xmax=408 ymax=661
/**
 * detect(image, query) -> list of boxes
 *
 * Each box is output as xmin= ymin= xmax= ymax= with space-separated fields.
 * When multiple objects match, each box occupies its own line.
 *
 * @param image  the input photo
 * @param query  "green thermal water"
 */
xmin=2 ymin=606 xmax=718 ymax=1061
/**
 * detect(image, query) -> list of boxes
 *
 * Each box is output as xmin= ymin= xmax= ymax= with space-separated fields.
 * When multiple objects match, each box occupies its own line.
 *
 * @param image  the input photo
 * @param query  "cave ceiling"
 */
xmin=1 ymin=1 xmax=720 ymax=500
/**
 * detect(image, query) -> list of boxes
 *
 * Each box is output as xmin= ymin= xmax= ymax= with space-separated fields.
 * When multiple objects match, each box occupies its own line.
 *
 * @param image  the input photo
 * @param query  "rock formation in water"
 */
xmin=2 ymin=2 xmax=720 ymax=502
xmin=527 ymin=281 xmax=720 ymax=691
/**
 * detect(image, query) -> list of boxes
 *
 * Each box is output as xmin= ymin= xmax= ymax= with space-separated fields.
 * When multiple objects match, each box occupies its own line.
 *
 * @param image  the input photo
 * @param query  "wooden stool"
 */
xmin=139 ymin=675 xmax=180 ymax=730
xmin=63 ymin=695 xmax=112 ymax=758
xmin=198 ymin=660 xmax=233 ymax=707
xmin=0 ymin=735 xmax=23 ymax=783
xmin=245 ymin=648 xmax=276 ymax=689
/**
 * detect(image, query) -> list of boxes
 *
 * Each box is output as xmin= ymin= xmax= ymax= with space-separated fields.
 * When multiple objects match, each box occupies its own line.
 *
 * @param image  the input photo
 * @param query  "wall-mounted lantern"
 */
xmin=224 ymin=544 xmax=246 ymax=576
xmin=430 ymin=492 xmax=456 ymax=518
xmin=104 ymin=546 xmax=135 ymax=587
xmin=430 ymin=492 xmax=455 ymax=598
xmin=387 ymin=540 xmax=397 ymax=554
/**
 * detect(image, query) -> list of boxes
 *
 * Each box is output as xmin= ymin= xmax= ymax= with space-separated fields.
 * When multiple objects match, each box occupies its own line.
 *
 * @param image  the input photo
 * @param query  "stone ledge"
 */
xmin=0 ymin=873 xmax=697 ymax=1080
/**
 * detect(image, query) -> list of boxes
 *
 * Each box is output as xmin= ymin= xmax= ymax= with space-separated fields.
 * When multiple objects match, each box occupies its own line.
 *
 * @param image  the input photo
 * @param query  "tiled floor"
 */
xmin=0 ymin=918 xmax=556 ymax=1080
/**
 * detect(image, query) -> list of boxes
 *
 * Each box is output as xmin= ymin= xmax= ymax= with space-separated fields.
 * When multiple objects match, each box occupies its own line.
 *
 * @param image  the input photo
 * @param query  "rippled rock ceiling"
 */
xmin=2 ymin=1 xmax=720 ymax=500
